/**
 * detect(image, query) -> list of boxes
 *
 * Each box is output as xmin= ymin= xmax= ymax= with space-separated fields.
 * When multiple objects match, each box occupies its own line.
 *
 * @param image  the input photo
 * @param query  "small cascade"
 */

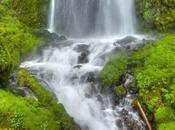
xmin=21 ymin=36 xmax=146 ymax=130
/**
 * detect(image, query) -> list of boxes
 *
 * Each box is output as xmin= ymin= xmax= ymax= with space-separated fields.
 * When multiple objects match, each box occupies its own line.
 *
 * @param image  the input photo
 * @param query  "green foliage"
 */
xmin=0 ymin=89 xmax=58 ymax=129
xmin=115 ymin=85 xmax=126 ymax=98
xmin=11 ymin=0 xmax=48 ymax=27
xmin=98 ymin=51 xmax=128 ymax=87
xmin=136 ymin=0 xmax=175 ymax=31
xmin=0 ymin=70 xmax=78 ymax=130
xmin=158 ymin=121 xmax=175 ymax=130
xmin=18 ymin=70 xmax=57 ymax=105
xmin=0 ymin=3 xmax=41 ymax=83
xmin=17 ymin=69 xmax=78 ymax=130
xmin=8 ymin=112 xmax=24 ymax=129
xmin=132 ymin=34 xmax=175 ymax=129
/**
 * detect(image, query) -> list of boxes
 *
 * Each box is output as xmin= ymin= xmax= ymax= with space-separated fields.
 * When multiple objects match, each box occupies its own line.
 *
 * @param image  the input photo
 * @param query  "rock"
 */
xmin=115 ymin=36 xmax=137 ymax=45
xmin=78 ymin=52 xmax=89 ymax=63
xmin=81 ymin=72 xmax=96 ymax=83
xmin=74 ymin=65 xmax=82 ymax=69
xmin=58 ymin=35 xmax=67 ymax=41
xmin=124 ymin=73 xmax=134 ymax=88
xmin=124 ymin=115 xmax=134 ymax=129
xmin=10 ymin=87 xmax=26 ymax=97
xmin=74 ymin=44 xmax=89 ymax=52
xmin=121 ymin=109 xmax=129 ymax=116
xmin=116 ymin=119 xmax=123 ymax=129
xmin=48 ymin=32 xmax=60 ymax=41
xmin=115 ymin=85 xmax=127 ymax=98
xmin=75 ymin=44 xmax=90 ymax=64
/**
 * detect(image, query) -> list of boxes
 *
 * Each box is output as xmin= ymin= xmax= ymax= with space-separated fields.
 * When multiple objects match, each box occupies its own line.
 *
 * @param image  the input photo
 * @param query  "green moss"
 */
xmin=11 ymin=0 xmax=48 ymax=28
xmin=115 ymin=85 xmax=127 ymax=98
xmin=158 ymin=121 xmax=175 ymax=130
xmin=17 ymin=69 xmax=78 ymax=130
xmin=0 ymin=89 xmax=59 ymax=129
xmin=0 ymin=2 xmax=42 ymax=83
xmin=98 ymin=51 xmax=128 ymax=87
xmin=136 ymin=0 xmax=175 ymax=31
xmin=132 ymin=34 xmax=175 ymax=129
xmin=18 ymin=70 xmax=56 ymax=105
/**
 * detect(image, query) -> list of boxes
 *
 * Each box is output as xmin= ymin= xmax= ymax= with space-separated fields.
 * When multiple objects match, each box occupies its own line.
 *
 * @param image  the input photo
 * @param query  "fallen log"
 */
xmin=136 ymin=101 xmax=152 ymax=130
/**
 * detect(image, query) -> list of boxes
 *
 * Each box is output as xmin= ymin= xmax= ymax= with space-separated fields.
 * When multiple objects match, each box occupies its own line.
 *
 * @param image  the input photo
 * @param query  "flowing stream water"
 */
xmin=21 ymin=0 xmax=146 ymax=130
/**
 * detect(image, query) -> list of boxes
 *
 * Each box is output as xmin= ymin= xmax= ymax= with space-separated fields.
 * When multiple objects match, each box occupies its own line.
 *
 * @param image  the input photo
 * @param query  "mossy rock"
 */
xmin=115 ymin=85 xmax=127 ymax=98
xmin=98 ymin=50 xmax=128 ymax=87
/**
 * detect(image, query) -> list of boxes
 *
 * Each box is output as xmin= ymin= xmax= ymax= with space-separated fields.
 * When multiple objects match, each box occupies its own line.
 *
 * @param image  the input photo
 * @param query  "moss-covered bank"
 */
xmin=98 ymin=34 xmax=175 ymax=130
xmin=136 ymin=0 xmax=175 ymax=31
xmin=132 ymin=34 xmax=175 ymax=130
xmin=0 ymin=69 xmax=78 ymax=130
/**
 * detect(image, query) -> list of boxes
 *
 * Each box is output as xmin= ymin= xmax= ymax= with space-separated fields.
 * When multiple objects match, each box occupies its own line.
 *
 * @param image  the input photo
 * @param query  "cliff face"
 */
xmin=136 ymin=0 xmax=175 ymax=31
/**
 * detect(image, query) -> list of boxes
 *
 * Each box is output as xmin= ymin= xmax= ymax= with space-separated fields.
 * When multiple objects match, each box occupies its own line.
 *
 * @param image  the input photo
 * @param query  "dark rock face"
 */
xmin=58 ymin=35 xmax=67 ymax=41
xmin=115 ymin=36 xmax=137 ymax=45
xmin=120 ymin=109 xmax=144 ymax=130
xmin=81 ymin=72 xmax=96 ymax=83
xmin=74 ymin=44 xmax=89 ymax=53
xmin=74 ymin=44 xmax=90 ymax=64
xmin=78 ymin=52 xmax=89 ymax=63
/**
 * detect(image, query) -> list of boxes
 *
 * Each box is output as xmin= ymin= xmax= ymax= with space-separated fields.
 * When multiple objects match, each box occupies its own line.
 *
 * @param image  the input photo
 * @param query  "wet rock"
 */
xmin=124 ymin=73 xmax=134 ymax=88
xmin=75 ymin=44 xmax=90 ymax=64
xmin=74 ymin=44 xmax=89 ymax=52
xmin=116 ymin=119 xmax=123 ymax=129
xmin=124 ymin=115 xmax=134 ymax=128
xmin=121 ymin=109 xmax=129 ymax=116
xmin=78 ymin=52 xmax=89 ymax=63
xmin=132 ymin=121 xmax=142 ymax=130
xmin=58 ymin=35 xmax=67 ymax=41
xmin=115 ymin=36 xmax=137 ymax=45
xmin=11 ymin=87 xmax=26 ymax=97
xmin=48 ymin=32 xmax=60 ymax=41
xmin=74 ymin=64 xmax=82 ymax=69
xmin=86 ymin=72 xmax=96 ymax=83
xmin=97 ymin=95 xmax=104 ymax=104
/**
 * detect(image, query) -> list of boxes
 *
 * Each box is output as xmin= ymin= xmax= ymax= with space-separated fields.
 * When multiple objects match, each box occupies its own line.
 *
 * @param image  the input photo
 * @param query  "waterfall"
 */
xmin=48 ymin=0 xmax=55 ymax=32
xmin=48 ymin=0 xmax=137 ymax=37
xmin=21 ymin=1 xmax=146 ymax=130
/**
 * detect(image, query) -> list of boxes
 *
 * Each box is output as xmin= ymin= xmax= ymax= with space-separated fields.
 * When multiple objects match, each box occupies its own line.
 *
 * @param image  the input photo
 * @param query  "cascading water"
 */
xmin=50 ymin=0 xmax=137 ymax=37
xmin=21 ymin=0 xmax=146 ymax=130
xmin=48 ymin=0 xmax=55 ymax=32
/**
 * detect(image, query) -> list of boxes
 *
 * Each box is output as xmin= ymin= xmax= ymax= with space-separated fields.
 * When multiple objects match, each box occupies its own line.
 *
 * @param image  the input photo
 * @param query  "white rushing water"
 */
xmin=50 ymin=0 xmax=137 ymax=37
xmin=48 ymin=0 xmax=55 ymax=32
xmin=22 ymin=0 xmax=146 ymax=130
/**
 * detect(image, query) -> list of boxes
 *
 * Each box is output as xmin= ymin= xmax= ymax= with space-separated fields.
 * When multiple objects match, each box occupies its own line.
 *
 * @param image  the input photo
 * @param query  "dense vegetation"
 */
xmin=0 ymin=0 xmax=42 ymax=83
xmin=0 ymin=70 xmax=78 ymax=129
xmin=99 ymin=34 xmax=175 ymax=130
xmin=0 ymin=0 xmax=78 ymax=129
xmin=132 ymin=35 xmax=175 ymax=130
xmin=136 ymin=0 xmax=175 ymax=31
